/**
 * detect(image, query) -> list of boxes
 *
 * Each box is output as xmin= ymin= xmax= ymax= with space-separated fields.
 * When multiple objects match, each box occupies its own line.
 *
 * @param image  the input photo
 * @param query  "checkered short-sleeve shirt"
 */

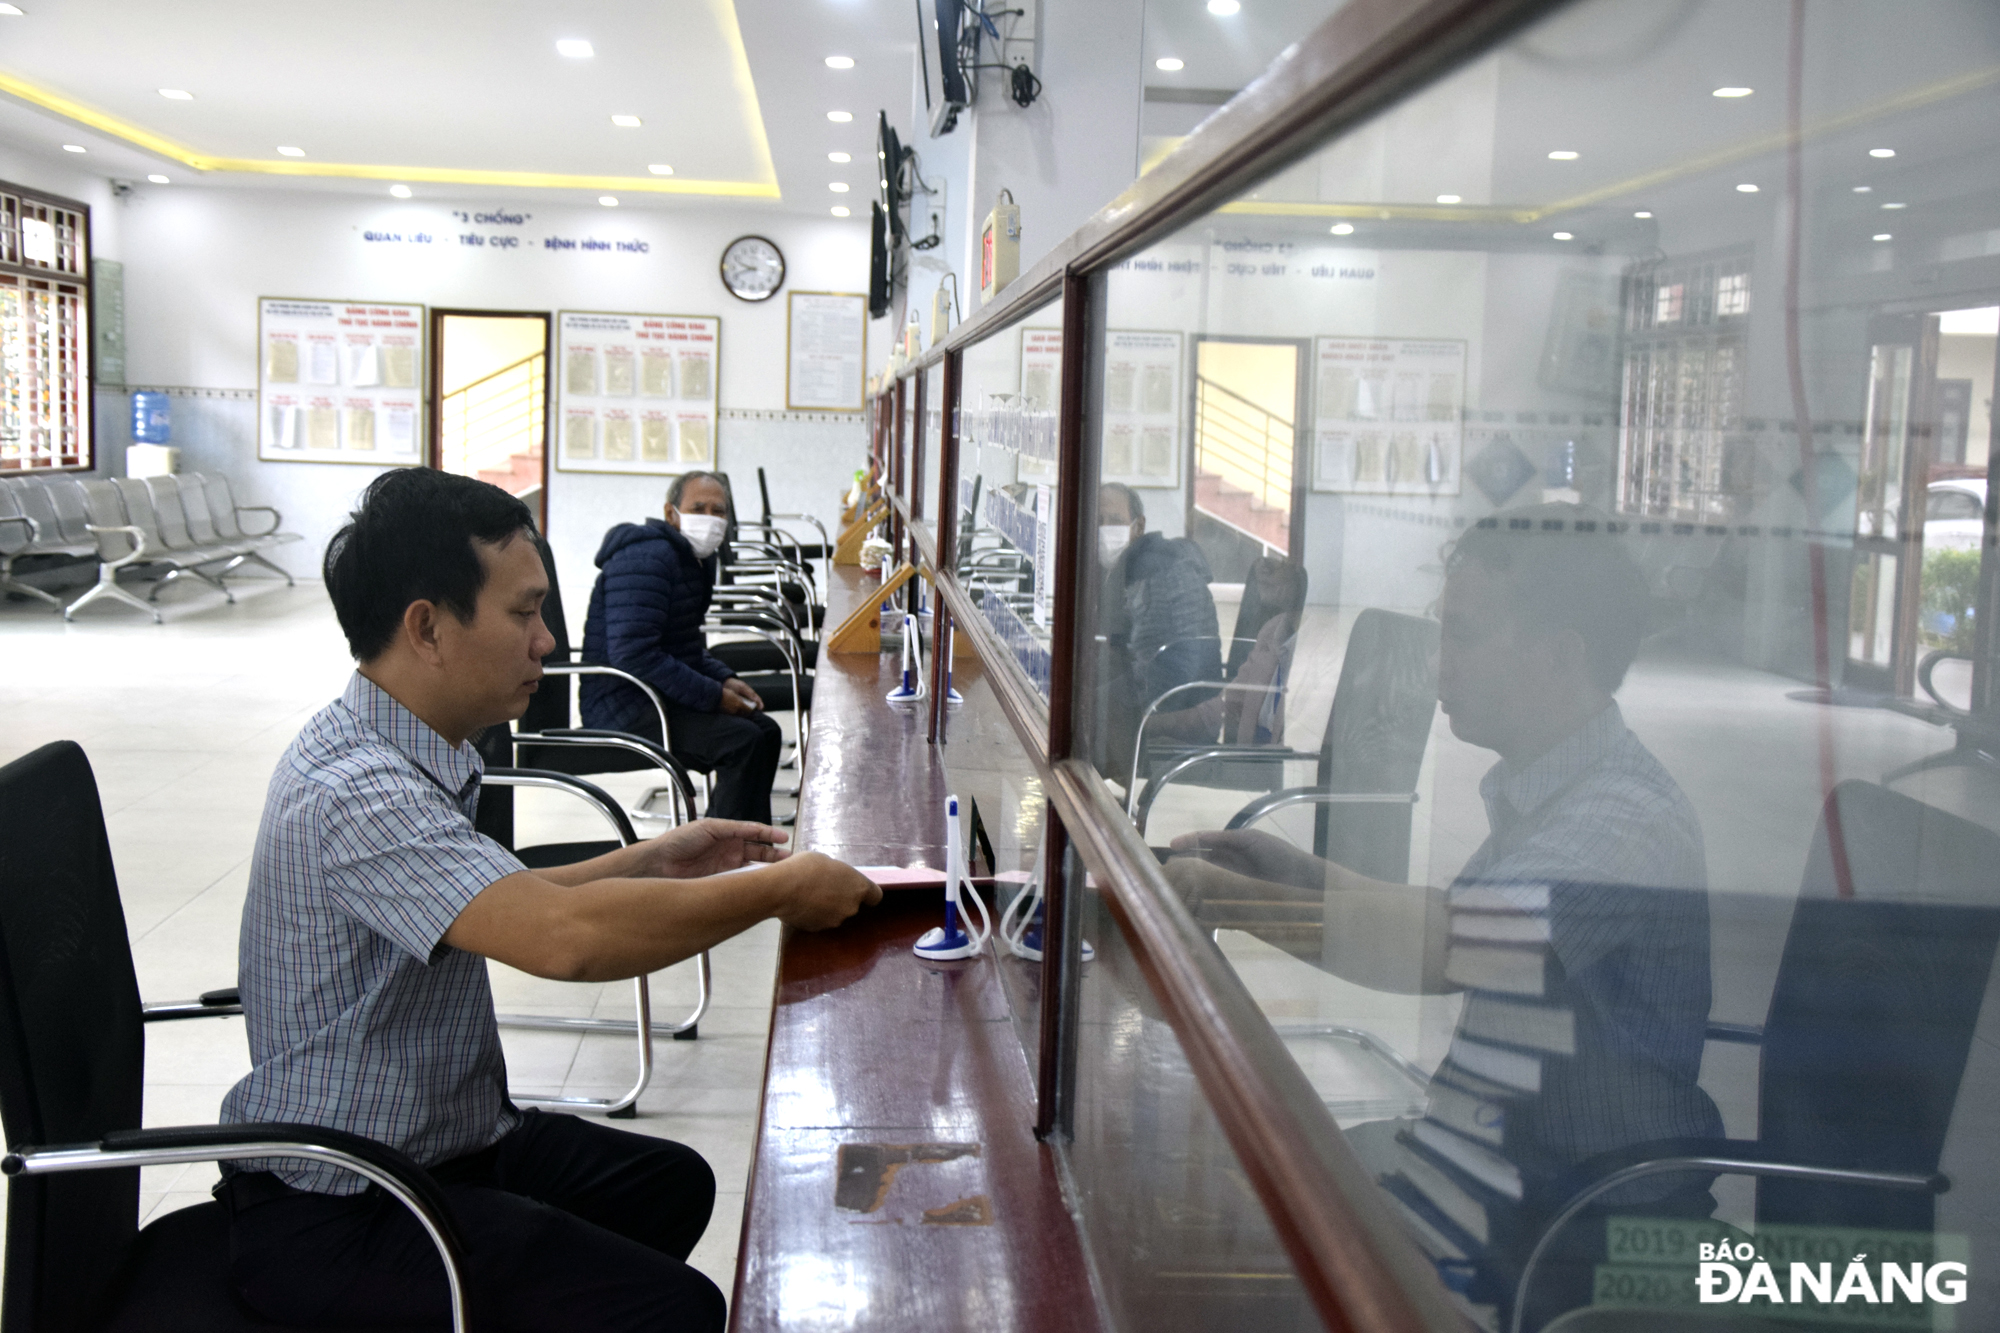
xmin=219 ymin=672 xmax=526 ymax=1194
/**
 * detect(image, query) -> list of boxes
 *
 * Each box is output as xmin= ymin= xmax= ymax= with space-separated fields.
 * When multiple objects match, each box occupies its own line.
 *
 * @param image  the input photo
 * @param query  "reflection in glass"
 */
xmin=1068 ymin=1 xmax=2000 ymax=1329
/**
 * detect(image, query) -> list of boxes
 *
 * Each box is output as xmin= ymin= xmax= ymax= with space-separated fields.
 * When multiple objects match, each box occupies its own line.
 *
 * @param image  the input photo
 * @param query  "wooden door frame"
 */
xmin=1185 ymin=334 xmax=1312 ymax=564
xmin=428 ymin=308 xmax=554 ymax=534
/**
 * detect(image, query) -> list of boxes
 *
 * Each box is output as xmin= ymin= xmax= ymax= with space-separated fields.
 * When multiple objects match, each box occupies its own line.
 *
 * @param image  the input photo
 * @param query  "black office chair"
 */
xmin=1508 ymin=780 xmax=1999 ymax=1333
xmin=1138 ymin=608 xmax=1441 ymax=887
xmin=0 ymin=741 xmax=471 ymax=1333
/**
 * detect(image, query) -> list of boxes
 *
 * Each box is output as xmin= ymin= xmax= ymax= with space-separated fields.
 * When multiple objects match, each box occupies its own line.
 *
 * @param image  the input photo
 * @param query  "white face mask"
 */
xmin=1099 ymin=524 xmax=1132 ymax=560
xmin=679 ymin=513 xmax=728 ymax=559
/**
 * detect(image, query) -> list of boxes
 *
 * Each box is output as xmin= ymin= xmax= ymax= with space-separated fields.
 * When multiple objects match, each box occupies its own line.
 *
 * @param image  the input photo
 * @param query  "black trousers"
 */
xmin=220 ymin=1110 xmax=724 ymax=1332
xmin=632 ymin=702 xmax=782 ymax=825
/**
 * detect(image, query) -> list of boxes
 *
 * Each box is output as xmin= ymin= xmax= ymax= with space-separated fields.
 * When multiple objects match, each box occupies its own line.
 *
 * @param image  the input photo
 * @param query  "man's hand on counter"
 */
xmin=779 ymin=851 xmax=884 ymax=930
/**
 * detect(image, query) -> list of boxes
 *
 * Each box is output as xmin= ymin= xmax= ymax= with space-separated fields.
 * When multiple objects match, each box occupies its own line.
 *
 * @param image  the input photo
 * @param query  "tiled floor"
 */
xmin=0 ymin=576 xmax=792 ymax=1302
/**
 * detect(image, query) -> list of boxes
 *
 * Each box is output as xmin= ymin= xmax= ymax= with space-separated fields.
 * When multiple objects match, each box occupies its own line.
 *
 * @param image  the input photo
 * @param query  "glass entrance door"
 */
xmin=1846 ymin=313 xmax=1939 ymax=694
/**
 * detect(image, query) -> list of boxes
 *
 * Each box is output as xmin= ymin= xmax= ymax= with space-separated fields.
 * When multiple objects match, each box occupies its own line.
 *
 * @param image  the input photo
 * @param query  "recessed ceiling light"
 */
xmin=1634 ymin=210 xmax=1653 ymax=218
xmin=1853 ymin=185 xmax=1873 ymax=193
xmin=1736 ymin=183 xmax=1759 ymax=193
xmin=1553 ymin=231 xmax=1574 ymax=240
xmin=390 ymin=184 xmax=412 ymax=198
xmin=556 ymin=39 xmax=593 ymax=58
xmin=825 ymin=55 xmax=854 ymax=69
xmin=1436 ymin=194 xmax=1461 ymax=204
xmin=610 ymin=114 xmax=642 ymax=128
xmin=599 ymin=196 xmax=619 ymax=207
xmin=1881 ymin=201 xmax=1906 ymax=210
xmin=832 ymin=206 xmax=851 ymax=217
xmin=1712 ymin=87 xmax=1753 ymax=98
xmin=1548 ymin=150 xmax=1579 ymax=160
xmin=276 ymin=146 xmax=305 ymax=157
xmin=829 ymin=151 xmax=851 ymax=163
xmin=1207 ymin=0 xmax=1240 ymax=14
xmin=61 ymin=144 xmax=84 ymax=153
xmin=1330 ymin=222 xmax=1354 ymax=235
xmin=648 ymin=164 xmax=674 ymax=175
xmin=0 ymin=5 xmax=26 ymax=15
xmin=147 ymin=174 xmax=169 ymax=185
xmin=158 ymin=88 xmax=193 ymax=100
xmin=1869 ymin=148 xmax=1896 ymax=158
xmin=1156 ymin=57 xmax=1185 ymax=71
xmin=1874 ymin=233 xmax=1892 ymax=241
xmin=830 ymin=182 xmax=850 ymax=193
xmin=827 ymin=110 xmax=853 ymax=123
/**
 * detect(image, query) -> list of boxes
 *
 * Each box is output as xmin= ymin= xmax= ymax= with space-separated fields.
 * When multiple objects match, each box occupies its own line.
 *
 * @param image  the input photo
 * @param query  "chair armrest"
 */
xmin=503 ymin=732 xmax=697 ymax=816
xmin=235 ymin=504 xmax=283 ymax=536
xmin=141 ymin=986 xmax=244 ymax=1021
xmin=1128 ymin=680 xmax=1287 ymax=817
xmin=1512 ymin=1138 xmax=1948 ymax=1333
xmin=1705 ymin=1020 xmax=1763 ymax=1044
xmin=85 ymin=523 xmax=150 ymax=567
xmin=483 ymin=766 xmax=640 ymax=845
xmin=1132 ymin=737 xmax=1317 ymax=829
xmin=0 ymin=512 xmax=39 ymax=553
xmin=5 ymin=1123 xmax=470 ymax=1333
xmin=1209 ymin=785 xmax=1420 ymax=840
xmin=541 ymin=662 xmax=671 ymax=750
xmin=1918 ymin=649 xmax=1975 ymax=718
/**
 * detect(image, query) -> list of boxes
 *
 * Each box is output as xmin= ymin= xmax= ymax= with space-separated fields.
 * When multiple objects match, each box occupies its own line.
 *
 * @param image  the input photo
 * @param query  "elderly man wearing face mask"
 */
xmin=1097 ymin=482 xmax=1224 ymax=788
xmin=581 ymin=471 xmax=783 ymax=824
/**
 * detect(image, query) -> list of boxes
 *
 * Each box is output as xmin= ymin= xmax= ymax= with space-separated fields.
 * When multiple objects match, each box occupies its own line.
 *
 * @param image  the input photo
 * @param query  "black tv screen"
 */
xmin=876 ymin=112 xmax=907 ymax=243
xmin=935 ymin=0 xmax=969 ymax=105
xmin=868 ymin=201 xmax=891 ymax=319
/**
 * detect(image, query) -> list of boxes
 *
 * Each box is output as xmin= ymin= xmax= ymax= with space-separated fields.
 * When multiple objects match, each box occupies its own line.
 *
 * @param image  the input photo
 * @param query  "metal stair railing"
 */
xmin=441 ymin=351 xmax=546 ymax=486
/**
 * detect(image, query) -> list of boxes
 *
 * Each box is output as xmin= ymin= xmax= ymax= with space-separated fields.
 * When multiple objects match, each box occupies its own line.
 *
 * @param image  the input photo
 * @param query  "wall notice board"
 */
xmin=1310 ymin=336 xmax=1465 ymax=494
xmin=258 ymin=298 xmax=425 ymax=464
xmin=556 ymin=310 xmax=720 ymax=475
xmin=786 ymin=291 xmax=865 ymax=411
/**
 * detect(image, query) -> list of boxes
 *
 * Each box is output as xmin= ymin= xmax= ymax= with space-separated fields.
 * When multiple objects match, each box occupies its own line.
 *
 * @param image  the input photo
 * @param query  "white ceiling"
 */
xmin=0 ymin=0 xmax=928 ymax=212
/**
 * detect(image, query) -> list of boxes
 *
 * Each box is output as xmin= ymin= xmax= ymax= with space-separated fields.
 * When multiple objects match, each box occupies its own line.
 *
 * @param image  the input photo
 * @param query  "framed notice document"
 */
xmin=556 ymin=310 xmax=721 ymax=476
xmin=1100 ymin=329 xmax=1183 ymax=489
xmin=785 ymin=291 xmax=865 ymax=411
xmin=258 ymin=298 xmax=425 ymax=464
xmin=1310 ymin=336 xmax=1464 ymax=495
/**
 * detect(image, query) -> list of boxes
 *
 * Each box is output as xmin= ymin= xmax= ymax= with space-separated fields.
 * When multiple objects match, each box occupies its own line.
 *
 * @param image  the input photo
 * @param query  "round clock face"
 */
xmin=720 ymin=235 xmax=785 ymax=302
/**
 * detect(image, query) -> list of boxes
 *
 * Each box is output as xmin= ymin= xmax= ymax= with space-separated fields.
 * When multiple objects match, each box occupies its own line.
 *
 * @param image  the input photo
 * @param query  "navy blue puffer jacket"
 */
xmin=580 ymin=518 xmax=735 ymax=731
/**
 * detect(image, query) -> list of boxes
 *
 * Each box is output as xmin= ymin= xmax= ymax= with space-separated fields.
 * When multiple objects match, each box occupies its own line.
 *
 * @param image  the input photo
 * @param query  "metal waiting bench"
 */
xmin=0 ymin=471 xmax=302 ymax=621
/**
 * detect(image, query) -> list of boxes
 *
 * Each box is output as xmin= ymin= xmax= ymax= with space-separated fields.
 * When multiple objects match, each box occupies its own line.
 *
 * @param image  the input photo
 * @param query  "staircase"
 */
xmin=1193 ymin=374 xmax=1293 ymax=556
xmin=441 ymin=351 xmax=546 ymax=497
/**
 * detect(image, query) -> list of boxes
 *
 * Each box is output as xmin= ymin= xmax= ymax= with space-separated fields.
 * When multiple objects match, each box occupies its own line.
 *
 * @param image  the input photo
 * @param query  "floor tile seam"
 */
xmin=130 ymin=857 xmax=255 ymax=942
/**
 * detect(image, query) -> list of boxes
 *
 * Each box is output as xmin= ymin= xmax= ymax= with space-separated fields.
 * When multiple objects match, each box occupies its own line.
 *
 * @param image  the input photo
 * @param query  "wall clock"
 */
xmin=720 ymin=235 xmax=785 ymax=302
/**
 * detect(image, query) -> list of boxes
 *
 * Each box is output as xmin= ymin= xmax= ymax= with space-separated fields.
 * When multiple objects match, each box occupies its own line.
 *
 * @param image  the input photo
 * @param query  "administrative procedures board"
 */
xmin=556 ymin=311 xmax=720 ymax=476
xmin=258 ymin=299 xmax=425 ymax=464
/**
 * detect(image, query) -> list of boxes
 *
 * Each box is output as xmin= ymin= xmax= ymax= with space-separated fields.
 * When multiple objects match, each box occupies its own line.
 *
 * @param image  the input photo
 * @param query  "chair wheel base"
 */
xmin=607 ymin=1103 xmax=639 ymax=1120
xmin=672 ymin=1023 xmax=699 ymax=1041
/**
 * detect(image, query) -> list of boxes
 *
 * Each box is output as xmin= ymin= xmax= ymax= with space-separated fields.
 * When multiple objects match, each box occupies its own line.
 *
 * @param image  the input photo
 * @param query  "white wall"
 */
xmin=105 ymin=185 xmax=870 ymax=611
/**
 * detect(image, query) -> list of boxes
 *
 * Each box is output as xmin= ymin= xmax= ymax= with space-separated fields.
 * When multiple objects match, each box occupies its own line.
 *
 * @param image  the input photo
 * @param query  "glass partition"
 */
xmin=1067 ymin=1 xmax=2000 ymax=1330
xmin=953 ymin=295 xmax=1065 ymax=699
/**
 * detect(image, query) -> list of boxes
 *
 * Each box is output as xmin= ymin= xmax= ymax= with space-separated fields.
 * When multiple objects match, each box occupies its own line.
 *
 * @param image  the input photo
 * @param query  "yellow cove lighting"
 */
xmin=0 ymin=69 xmax=782 ymax=198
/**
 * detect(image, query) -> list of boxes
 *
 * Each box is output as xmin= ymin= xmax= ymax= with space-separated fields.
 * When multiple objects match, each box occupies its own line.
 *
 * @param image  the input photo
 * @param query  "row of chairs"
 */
xmin=0 ymin=471 xmax=301 ymax=622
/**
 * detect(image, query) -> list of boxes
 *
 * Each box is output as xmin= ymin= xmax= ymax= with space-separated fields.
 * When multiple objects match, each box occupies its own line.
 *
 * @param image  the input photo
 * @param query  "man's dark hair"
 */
xmin=1101 ymin=482 xmax=1144 ymax=524
xmin=1444 ymin=502 xmax=1652 ymax=692
xmin=323 ymin=469 xmax=537 ymax=662
xmin=667 ymin=470 xmax=731 ymax=512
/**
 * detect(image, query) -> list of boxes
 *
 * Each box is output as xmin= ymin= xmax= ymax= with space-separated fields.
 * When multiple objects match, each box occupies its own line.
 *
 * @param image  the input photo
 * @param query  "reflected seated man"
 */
xmin=1099 ymin=482 xmax=1225 ymax=785
xmin=582 ymin=469 xmax=784 ymax=824
xmin=1165 ymin=504 xmax=1721 ymax=1327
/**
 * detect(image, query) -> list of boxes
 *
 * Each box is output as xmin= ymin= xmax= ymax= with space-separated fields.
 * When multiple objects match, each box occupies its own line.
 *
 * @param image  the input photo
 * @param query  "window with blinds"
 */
xmin=0 ymin=182 xmax=92 ymax=474
xmin=1616 ymin=251 xmax=1751 ymax=519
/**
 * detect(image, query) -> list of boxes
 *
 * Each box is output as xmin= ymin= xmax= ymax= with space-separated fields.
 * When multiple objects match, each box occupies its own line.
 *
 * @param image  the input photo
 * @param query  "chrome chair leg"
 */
xmin=503 ymin=954 xmax=712 ymax=1118
xmin=66 ymin=577 xmax=161 ymax=623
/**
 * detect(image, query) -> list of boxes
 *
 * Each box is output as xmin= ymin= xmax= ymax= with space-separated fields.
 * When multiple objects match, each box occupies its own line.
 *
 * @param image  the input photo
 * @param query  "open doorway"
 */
xmin=1844 ymin=306 xmax=1998 ymax=701
xmin=1187 ymin=337 xmax=1309 ymax=582
xmin=430 ymin=310 xmax=551 ymax=532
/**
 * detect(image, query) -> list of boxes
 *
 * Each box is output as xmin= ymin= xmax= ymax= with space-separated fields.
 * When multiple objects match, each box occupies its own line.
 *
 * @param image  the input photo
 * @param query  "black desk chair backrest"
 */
xmin=0 ymin=741 xmax=148 ymax=1329
xmin=1758 ymin=780 xmax=2000 ymax=1233
xmin=1311 ymin=608 xmax=1440 ymax=880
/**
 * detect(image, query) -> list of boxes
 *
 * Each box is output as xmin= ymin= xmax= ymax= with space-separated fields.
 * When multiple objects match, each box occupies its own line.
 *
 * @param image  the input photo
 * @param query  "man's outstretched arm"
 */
xmin=444 ymin=851 xmax=880 ymax=982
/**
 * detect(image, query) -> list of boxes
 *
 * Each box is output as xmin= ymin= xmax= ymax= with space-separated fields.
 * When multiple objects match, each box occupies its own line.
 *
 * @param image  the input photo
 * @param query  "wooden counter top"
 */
xmin=728 ymin=565 xmax=1101 ymax=1333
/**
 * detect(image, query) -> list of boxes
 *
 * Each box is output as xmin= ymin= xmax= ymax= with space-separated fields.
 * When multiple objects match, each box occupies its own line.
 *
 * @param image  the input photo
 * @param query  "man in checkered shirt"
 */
xmin=216 ymin=468 xmax=879 ymax=1331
